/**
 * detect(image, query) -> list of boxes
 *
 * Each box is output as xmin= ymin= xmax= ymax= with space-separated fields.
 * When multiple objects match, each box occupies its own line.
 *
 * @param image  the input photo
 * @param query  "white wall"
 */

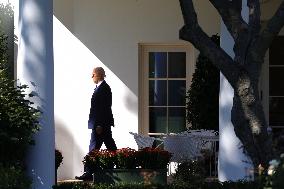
xmin=53 ymin=0 xmax=220 ymax=180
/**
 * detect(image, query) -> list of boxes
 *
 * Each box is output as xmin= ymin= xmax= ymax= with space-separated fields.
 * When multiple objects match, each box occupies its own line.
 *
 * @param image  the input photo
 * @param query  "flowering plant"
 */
xmin=264 ymin=153 xmax=284 ymax=189
xmin=136 ymin=147 xmax=172 ymax=169
xmin=83 ymin=149 xmax=116 ymax=171
xmin=116 ymin=148 xmax=137 ymax=169
xmin=83 ymin=147 xmax=171 ymax=171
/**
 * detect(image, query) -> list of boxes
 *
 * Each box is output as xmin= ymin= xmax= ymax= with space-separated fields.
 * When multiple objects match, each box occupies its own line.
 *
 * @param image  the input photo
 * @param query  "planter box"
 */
xmin=92 ymin=169 xmax=167 ymax=185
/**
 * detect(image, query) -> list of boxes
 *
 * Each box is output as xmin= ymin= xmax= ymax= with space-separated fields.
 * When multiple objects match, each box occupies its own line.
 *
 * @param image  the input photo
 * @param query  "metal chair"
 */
xmin=163 ymin=134 xmax=203 ymax=162
xmin=129 ymin=132 xmax=163 ymax=149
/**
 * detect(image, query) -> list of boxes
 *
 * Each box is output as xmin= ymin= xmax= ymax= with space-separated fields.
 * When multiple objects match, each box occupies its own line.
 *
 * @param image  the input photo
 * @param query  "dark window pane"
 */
xmin=269 ymin=97 xmax=284 ymax=126
xmin=149 ymin=107 xmax=167 ymax=133
xmin=168 ymin=107 xmax=186 ymax=133
xmin=168 ymin=52 xmax=186 ymax=78
xmin=269 ymin=67 xmax=284 ymax=96
xmin=149 ymin=80 xmax=167 ymax=106
xmin=168 ymin=80 xmax=186 ymax=106
xmin=269 ymin=37 xmax=284 ymax=66
xmin=149 ymin=52 xmax=167 ymax=78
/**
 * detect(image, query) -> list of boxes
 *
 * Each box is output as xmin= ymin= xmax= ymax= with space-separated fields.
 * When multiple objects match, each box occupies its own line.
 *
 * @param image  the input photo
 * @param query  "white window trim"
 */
xmin=138 ymin=43 xmax=195 ymax=135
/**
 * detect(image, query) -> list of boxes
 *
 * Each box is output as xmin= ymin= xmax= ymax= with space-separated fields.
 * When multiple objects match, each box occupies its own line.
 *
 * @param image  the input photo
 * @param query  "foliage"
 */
xmin=0 ymin=164 xmax=31 ymax=189
xmin=53 ymin=182 xmax=164 ymax=189
xmin=116 ymin=148 xmax=137 ymax=169
xmin=264 ymin=154 xmax=284 ymax=189
xmin=84 ymin=149 xmax=117 ymax=171
xmin=272 ymin=131 xmax=284 ymax=157
xmin=0 ymin=3 xmax=13 ymax=31
xmin=84 ymin=148 xmax=171 ymax=172
xmin=170 ymin=159 xmax=264 ymax=189
xmin=1 ymin=7 xmax=41 ymax=166
xmin=54 ymin=180 xmax=264 ymax=189
xmin=56 ymin=149 xmax=64 ymax=170
xmin=0 ymin=71 xmax=41 ymax=164
xmin=0 ymin=36 xmax=41 ymax=164
xmin=136 ymin=147 xmax=171 ymax=169
xmin=172 ymin=159 xmax=206 ymax=186
xmin=0 ymin=2 xmax=14 ymax=79
xmin=169 ymin=180 xmax=263 ymax=189
xmin=0 ymin=6 xmax=40 ymax=188
xmin=186 ymin=35 xmax=220 ymax=130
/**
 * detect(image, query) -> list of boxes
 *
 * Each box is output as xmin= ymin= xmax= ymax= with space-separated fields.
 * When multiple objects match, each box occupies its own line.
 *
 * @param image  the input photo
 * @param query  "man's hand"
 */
xmin=95 ymin=126 xmax=103 ymax=135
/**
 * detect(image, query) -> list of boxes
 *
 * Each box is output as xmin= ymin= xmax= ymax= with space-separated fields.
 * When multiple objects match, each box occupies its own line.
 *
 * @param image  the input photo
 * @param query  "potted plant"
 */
xmin=55 ymin=149 xmax=63 ymax=184
xmin=83 ymin=147 xmax=171 ymax=185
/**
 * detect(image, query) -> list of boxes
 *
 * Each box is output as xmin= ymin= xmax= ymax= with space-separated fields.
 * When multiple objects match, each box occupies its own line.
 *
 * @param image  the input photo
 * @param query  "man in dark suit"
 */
xmin=88 ymin=67 xmax=117 ymax=152
xmin=76 ymin=67 xmax=117 ymax=180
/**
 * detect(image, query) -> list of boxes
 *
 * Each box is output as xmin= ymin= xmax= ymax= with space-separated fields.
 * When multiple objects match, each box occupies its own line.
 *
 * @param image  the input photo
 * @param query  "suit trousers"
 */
xmin=84 ymin=126 xmax=117 ymax=174
xmin=89 ymin=126 xmax=117 ymax=152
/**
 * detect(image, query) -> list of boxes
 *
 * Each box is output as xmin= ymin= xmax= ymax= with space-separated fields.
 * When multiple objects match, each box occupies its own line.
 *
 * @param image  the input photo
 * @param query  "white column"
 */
xmin=218 ymin=0 xmax=254 ymax=181
xmin=18 ymin=0 xmax=54 ymax=188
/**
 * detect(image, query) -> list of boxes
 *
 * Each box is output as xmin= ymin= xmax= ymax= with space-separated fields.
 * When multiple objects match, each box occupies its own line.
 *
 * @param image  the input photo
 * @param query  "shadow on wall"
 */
xmin=123 ymin=92 xmax=138 ymax=115
xmin=55 ymin=119 xmax=84 ymax=180
xmin=218 ymin=156 xmax=253 ymax=181
xmin=53 ymin=1 xmax=140 ymax=96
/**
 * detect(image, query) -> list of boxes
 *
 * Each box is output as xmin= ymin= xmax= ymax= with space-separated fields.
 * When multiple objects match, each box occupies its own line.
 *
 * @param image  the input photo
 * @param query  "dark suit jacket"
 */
xmin=88 ymin=80 xmax=114 ymax=129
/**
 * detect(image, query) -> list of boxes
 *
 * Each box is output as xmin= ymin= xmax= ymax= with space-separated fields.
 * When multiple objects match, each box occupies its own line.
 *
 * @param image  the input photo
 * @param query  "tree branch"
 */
xmin=209 ymin=0 xmax=249 ymax=41
xmin=179 ymin=0 xmax=240 ymax=87
xmin=209 ymin=0 xmax=250 ymax=65
xmin=254 ymin=1 xmax=284 ymax=58
xmin=248 ymin=0 xmax=261 ymax=34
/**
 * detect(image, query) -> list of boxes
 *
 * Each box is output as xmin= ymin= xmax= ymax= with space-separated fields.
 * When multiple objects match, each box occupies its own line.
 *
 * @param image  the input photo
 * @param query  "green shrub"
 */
xmin=0 ymin=32 xmax=40 ymax=165
xmin=53 ymin=182 xmax=164 ymax=189
xmin=220 ymin=180 xmax=263 ymax=189
xmin=0 ymin=5 xmax=40 ymax=189
xmin=56 ymin=149 xmax=64 ymax=170
xmin=171 ymin=159 xmax=206 ymax=187
xmin=53 ymin=180 xmax=265 ymax=189
xmin=186 ymin=35 xmax=219 ymax=130
xmin=0 ymin=72 xmax=41 ymax=165
xmin=0 ymin=2 xmax=14 ymax=79
xmin=0 ymin=164 xmax=31 ymax=189
xmin=170 ymin=159 xmax=264 ymax=189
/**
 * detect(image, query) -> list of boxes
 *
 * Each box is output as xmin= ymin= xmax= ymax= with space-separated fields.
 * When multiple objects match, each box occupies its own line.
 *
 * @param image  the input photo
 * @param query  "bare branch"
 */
xmin=210 ymin=0 xmax=250 ymax=65
xmin=209 ymin=0 xmax=249 ymax=41
xmin=179 ymin=0 xmax=197 ymax=27
xmin=179 ymin=0 xmax=240 ymax=87
xmin=254 ymin=1 xmax=284 ymax=58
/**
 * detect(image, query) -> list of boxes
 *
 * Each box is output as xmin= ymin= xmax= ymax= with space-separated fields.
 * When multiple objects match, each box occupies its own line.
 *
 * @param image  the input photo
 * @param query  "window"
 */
xmin=139 ymin=44 xmax=194 ymax=136
xmin=269 ymin=36 xmax=284 ymax=130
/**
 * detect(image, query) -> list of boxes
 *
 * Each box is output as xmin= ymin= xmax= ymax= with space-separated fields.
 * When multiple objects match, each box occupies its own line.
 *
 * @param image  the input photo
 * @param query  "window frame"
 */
xmin=138 ymin=43 xmax=195 ymax=136
xmin=268 ymin=36 xmax=284 ymax=129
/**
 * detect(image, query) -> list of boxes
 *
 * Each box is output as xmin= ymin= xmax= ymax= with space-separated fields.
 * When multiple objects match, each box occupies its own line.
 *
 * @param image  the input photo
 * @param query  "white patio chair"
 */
xmin=163 ymin=130 xmax=218 ymax=162
xmin=163 ymin=134 xmax=203 ymax=163
xmin=187 ymin=129 xmax=218 ymax=152
xmin=129 ymin=132 xmax=163 ymax=149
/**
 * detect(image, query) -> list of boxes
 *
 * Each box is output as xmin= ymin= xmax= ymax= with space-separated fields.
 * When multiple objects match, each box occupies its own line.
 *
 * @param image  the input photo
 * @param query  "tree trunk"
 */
xmin=231 ymin=70 xmax=273 ymax=169
xmin=178 ymin=0 xmax=284 ymax=173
